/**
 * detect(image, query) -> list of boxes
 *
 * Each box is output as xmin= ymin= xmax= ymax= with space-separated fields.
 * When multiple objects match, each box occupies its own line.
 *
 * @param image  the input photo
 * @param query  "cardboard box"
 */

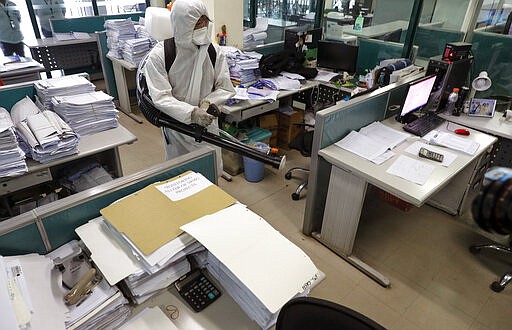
xmin=278 ymin=109 xmax=304 ymax=149
xmin=258 ymin=112 xmax=278 ymax=147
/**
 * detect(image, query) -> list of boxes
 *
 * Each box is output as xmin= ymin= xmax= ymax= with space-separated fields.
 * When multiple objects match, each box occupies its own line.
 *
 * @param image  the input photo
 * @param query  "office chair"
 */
xmin=503 ymin=12 xmax=512 ymax=35
xmin=469 ymin=175 xmax=512 ymax=292
xmin=285 ymin=123 xmax=314 ymax=200
xmin=276 ymin=297 xmax=385 ymax=330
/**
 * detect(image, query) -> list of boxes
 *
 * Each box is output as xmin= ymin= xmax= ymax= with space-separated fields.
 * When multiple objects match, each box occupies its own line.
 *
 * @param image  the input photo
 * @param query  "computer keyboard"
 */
xmin=403 ymin=113 xmax=446 ymax=137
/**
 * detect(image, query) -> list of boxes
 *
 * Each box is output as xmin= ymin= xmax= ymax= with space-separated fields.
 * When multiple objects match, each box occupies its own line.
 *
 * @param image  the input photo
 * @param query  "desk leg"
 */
xmin=316 ymin=166 xmax=391 ymax=287
xmin=112 ymin=61 xmax=143 ymax=124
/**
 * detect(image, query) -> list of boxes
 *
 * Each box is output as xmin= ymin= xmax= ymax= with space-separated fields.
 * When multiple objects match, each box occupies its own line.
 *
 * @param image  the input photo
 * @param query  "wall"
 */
xmin=372 ymin=0 xmax=436 ymax=25
xmin=204 ymin=0 xmax=243 ymax=48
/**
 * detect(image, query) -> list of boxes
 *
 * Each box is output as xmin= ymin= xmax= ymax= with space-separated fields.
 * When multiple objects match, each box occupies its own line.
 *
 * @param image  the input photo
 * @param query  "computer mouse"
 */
xmin=454 ymin=129 xmax=470 ymax=136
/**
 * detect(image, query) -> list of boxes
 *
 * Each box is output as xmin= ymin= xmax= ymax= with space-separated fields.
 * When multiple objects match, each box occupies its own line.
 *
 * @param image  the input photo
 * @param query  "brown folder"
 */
xmin=100 ymin=171 xmax=237 ymax=255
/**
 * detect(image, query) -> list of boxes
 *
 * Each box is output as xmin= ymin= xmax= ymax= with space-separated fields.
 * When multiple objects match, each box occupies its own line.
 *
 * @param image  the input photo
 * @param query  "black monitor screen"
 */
xmin=317 ymin=40 xmax=359 ymax=74
xmin=284 ymin=27 xmax=322 ymax=56
xmin=400 ymin=75 xmax=437 ymax=118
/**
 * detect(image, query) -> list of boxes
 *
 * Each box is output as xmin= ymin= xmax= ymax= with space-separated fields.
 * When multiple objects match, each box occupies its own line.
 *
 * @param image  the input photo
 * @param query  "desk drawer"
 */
xmin=241 ymin=102 xmax=279 ymax=121
xmin=0 ymin=169 xmax=52 ymax=195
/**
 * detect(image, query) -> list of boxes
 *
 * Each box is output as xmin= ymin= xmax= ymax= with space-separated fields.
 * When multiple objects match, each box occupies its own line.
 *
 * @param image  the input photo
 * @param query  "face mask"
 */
xmin=192 ymin=27 xmax=210 ymax=46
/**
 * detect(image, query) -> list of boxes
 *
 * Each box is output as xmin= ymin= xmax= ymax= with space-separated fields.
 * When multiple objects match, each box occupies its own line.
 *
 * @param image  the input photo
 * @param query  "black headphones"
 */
xmin=472 ymin=178 xmax=512 ymax=235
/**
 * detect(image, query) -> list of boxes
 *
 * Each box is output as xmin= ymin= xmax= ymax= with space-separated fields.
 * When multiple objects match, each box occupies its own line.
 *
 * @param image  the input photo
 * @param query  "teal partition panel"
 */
xmin=356 ymin=39 xmax=404 ymax=74
xmin=0 ymin=86 xmax=36 ymax=110
xmin=43 ymin=155 xmax=216 ymax=250
xmin=320 ymin=93 xmax=389 ymax=149
xmin=51 ymin=13 xmax=145 ymax=33
xmin=471 ymin=31 xmax=512 ymax=100
xmin=0 ymin=224 xmax=47 ymax=255
xmin=414 ymin=26 xmax=464 ymax=59
xmin=97 ymin=31 xmax=118 ymax=99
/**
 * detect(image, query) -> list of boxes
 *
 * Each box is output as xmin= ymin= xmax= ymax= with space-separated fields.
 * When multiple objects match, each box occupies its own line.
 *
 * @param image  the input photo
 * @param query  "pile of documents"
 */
xmin=0 ymin=107 xmax=27 ymax=177
xmin=34 ymin=75 xmax=96 ymax=110
xmin=0 ymin=55 xmax=41 ymax=72
xmin=46 ymin=241 xmax=131 ymax=330
xmin=181 ymin=203 xmax=320 ymax=329
xmin=135 ymin=23 xmax=156 ymax=47
xmin=51 ymin=91 xmax=119 ymax=136
xmin=120 ymin=37 xmax=153 ymax=66
xmin=221 ymin=46 xmax=261 ymax=85
xmin=59 ymin=161 xmax=114 ymax=193
xmin=0 ymin=253 xmax=68 ymax=330
xmin=243 ymin=17 xmax=268 ymax=49
xmin=76 ymin=172 xmax=235 ymax=304
xmin=105 ymin=18 xmax=137 ymax=59
xmin=11 ymin=96 xmax=80 ymax=163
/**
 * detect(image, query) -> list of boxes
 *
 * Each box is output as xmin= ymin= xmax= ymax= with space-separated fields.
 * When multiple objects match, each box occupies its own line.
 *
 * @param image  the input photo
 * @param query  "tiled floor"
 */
xmin=117 ymin=112 xmax=512 ymax=330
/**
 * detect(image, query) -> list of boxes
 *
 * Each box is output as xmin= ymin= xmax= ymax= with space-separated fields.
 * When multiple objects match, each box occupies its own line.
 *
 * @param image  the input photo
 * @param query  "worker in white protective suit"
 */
xmin=142 ymin=0 xmax=235 ymax=176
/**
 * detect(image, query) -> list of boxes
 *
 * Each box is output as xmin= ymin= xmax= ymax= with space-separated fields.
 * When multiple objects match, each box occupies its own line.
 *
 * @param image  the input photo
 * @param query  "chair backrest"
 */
xmin=276 ymin=297 xmax=385 ymax=330
xmin=504 ymin=12 xmax=512 ymax=35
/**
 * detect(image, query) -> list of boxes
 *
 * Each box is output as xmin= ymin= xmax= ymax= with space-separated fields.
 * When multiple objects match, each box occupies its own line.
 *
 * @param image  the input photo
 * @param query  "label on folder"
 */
xmin=155 ymin=172 xmax=212 ymax=201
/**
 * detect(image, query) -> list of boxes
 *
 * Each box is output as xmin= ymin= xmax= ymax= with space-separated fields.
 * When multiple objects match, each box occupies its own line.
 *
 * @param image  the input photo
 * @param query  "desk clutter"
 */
xmin=0 ymin=107 xmax=28 ymax=177
xmin=105 ymin=18 xmax=155 ymax=66
xmin=0 ymin=170 xmax=321 ymax=329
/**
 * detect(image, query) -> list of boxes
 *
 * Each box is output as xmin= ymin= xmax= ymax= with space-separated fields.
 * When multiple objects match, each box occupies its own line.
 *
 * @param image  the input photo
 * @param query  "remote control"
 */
xmin=174 ymin=269 xmax=221 ymax=312
xmin=418 ymin=147 xmax=444 ymax=162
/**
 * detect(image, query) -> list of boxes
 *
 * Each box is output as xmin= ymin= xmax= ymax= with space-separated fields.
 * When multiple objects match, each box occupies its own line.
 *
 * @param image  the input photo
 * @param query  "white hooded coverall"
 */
xmin=142 ymin=0 xmax=235 ymax=176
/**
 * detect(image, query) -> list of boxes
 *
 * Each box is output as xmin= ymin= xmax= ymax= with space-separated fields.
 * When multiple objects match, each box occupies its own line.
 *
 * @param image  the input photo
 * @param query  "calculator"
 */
xmin=174 ymin=269 xmax=221 ymax=312
xmin=418 ymin=147 xmax=444 ymax=162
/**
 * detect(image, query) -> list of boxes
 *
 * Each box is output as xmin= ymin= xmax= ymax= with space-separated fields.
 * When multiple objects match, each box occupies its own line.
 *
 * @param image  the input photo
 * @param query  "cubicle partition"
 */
xmin=413 ymin=26 xmax=464 ymax=60
xmin=470 ymin=31 xmax=512 ymax=101
xmin=0 ymin=149 xmax=217 ymax=256
xmin=356 ymin=38 xmax=406 ymax=74
xmin=302 ymin=74 xmax=424 ymax=235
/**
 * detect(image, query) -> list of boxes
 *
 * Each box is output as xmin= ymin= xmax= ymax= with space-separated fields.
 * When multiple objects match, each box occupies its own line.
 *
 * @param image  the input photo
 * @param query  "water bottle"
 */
xmin=446 ymin=88 xmax=459 ymax=115
xmin=354 ymin=14 xmax=364 ymax=31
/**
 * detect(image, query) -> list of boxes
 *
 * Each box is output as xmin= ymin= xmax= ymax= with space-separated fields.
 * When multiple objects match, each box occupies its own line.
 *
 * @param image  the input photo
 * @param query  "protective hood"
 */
xmin=171 ymin=0 xmax=211 ymax=48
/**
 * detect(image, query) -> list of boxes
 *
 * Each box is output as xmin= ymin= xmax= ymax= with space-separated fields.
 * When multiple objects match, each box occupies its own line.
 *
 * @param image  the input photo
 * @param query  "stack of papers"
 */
xmin=105 ymin=18 xmax=137 ymax=59
xmin=0 ymin=254 xmax=68 ymax=330
xmin=11 ymin=97 xmax=80 ymax=163
xmin=77 ymin=172 xmax=236 ymax=304
xmin=424 ymin=130 xmax=480 ymax=155
xmin=181 ymin=203 xmax=320 ymax=330
xmin=120 ymin=38 xmax=152 ymax=66
xmin=335 ymin=121 xmax=410 ymax=164
xmin=51 ymin=91 xmax=119 ymax=136
xmin=221 ymin=46 xmax=262 ymax=85
xmin=259 ymin=75 xmax=302 ymax=90
xmin=59 ymin=161 xmax=114 ymax=193
xmin=45 ymin=241 xmax=130 ymax=330
xmin=243 ymin=17 xmax=268 ymax=49
xmin=0 ymin=107 xmax=27 ymax=177
xmin=53 ymin=32 xmax=91 ymax=41
xmin=34 ymin=75 xmax=96 ymax=110
xmin=0 ymin=55 xmax=41 ymax=72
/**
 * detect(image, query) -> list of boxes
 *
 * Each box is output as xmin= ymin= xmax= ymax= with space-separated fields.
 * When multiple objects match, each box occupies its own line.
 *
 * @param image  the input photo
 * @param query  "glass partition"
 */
xmin=96 ymin=0 xmax=146 ymax=15
xmin=475 ymin=0 xmax=512 ymax=33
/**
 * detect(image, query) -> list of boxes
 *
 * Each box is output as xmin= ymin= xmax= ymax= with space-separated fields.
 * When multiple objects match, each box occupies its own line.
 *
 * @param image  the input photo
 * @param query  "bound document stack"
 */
xmin=0 ymin=107 xmax=27 ymax=177
xmin=34 ymin=75 xmax=96 ymax=110
xmin=120 ymin=38 xmax=152 ymax=66
xmin=11 ymin=97 xmax=80 ymax=163
xmin=181 ymin=203 xmax=320 ymax=330
xmin=77 ymin=171 xmax=236 ymax=304
xmin=222 ymin=46 xmax=261 ymax=85
xmin=51 ymin=91 xmax=119 ymax=136
xmin=104 ymin=18 xmax=137 ymax=59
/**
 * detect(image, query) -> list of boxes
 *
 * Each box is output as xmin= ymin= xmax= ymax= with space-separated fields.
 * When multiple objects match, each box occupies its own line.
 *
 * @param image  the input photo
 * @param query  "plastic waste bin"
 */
xmin=243 ymin=142 xmax=269 ymax=182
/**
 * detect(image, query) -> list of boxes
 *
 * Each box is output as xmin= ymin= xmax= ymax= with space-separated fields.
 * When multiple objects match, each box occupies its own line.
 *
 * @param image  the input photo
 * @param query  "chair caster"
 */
xmin=491 ymin=281 xmax=505 ymax=292
xmin=285 ymin=172 xmax=292 ymax=180
xmin=292 ymin=193 xmax=300 ymax=200
xmin=469 ymin=246 xmax=481 ymax=254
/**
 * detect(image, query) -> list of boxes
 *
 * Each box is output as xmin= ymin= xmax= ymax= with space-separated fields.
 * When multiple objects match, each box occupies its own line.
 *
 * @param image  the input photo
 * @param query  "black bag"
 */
xmin=259 ymin=49 xmax=318 ymax=79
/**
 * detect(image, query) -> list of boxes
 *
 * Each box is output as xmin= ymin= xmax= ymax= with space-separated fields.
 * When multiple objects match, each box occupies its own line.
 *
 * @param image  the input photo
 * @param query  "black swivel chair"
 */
xmin=469 ymin=175 xmax=512 ymax=292
xmin=285 ymin=123 xmax=314 ymax=200
xmin=503 ymin=12 xmax=512 ymax=35
xmin=276 ymin=297 xmax=385 ymax=330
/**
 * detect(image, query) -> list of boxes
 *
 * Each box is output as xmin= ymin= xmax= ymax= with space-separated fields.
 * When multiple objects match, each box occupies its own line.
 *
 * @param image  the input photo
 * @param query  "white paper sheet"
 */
xmin=155 ymin=172 xmax=212 ymax=201
xmin=386 ymin=155 xmax=435 ymax=185
xmin=423 ymin=130 xmax=479 ymax=155
xmin=181 ymin=204 xmax=318 ymax=314
xmin=405 ymin=141 xmax=457 ymax=167
xmin=119 ymin=307 xmax=178 ymax=330
xmin=335 ymin=130 xmax=390 ymax=162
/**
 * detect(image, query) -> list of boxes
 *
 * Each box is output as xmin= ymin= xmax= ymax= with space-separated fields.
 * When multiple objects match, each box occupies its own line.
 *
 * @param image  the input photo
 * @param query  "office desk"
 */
xmin=315 ymin=117 xmax=496 ymax=287
xmin=106 ymin=54 xmax=143 ymax=124
xmin=27 ymin=34 xmax=102 ymax=79
xmin=0 ymin=125 xmax=137 ymax=208
xmin=0 ymin=63 xmax=45 ymax=85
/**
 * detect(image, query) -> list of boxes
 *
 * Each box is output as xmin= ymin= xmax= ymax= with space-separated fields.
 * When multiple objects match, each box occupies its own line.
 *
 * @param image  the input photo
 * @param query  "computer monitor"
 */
xmin=316 ymin=40 xmax=359 ymax=74
xmin=397 ymin=75 xmax=437 ymax=123
xmin=284 ymin=27 xmax=322 ymax=60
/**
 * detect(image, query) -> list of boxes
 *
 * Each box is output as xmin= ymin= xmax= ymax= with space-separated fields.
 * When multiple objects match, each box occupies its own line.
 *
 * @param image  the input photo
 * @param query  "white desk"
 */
xmin=0 ymin=125 xmax=137 ymax=197
xmin=316 ymin=117 xmax=496 ymax=286
xmin=106 ymin=54 xmax=143 ymax=124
